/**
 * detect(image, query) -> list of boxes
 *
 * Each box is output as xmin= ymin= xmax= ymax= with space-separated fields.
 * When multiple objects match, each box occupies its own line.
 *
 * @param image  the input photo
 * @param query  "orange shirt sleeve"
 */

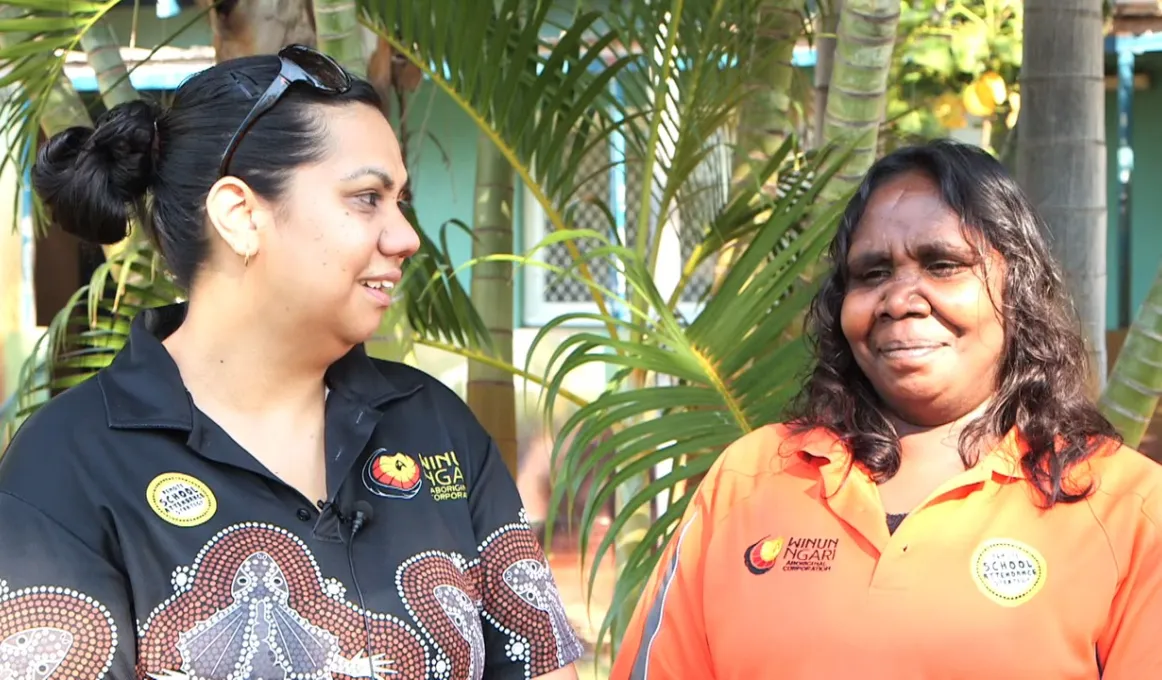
xmin=608 ymin=483 xmax=716 ymax=680
xmin=609 ymin=427 xmax=775 ymax=680
xmin=1097 ymin=487 xmax=1162 ymax=677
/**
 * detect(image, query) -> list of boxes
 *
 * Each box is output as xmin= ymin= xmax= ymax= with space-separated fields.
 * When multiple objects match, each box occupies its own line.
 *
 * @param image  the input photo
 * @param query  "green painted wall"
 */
xmin=1106 ymin=51 xmax=1162 ymax=330
xmin=400 ymin=83 xmax=526 ymax=324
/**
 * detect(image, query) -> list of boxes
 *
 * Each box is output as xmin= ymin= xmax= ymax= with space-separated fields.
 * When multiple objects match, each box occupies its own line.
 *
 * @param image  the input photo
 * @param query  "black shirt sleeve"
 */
xmin=0 ymin=491 xmax=135 ymax=680
xmin=467 ymin=432 xmax=585 ymax=679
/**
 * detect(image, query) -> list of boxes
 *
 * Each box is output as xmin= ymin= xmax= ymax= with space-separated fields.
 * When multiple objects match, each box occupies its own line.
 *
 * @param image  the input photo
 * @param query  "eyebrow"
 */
xmin=847 ymin=239 xmax=977 ymax=270
xmin=341 ymin=166 xmax=395 ymax=188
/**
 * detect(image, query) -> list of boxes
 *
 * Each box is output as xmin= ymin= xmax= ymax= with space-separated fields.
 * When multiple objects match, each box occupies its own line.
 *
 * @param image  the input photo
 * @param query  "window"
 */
xmin=521 ymin=128 xmax=728 ymax=327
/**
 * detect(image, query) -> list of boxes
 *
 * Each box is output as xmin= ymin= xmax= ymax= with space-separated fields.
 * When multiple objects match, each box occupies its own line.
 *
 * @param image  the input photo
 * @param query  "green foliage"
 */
xmin=360 ymin=0 xmax=856 ymax=655
xmin=888 ymin=0 xmax=1022 ymax=149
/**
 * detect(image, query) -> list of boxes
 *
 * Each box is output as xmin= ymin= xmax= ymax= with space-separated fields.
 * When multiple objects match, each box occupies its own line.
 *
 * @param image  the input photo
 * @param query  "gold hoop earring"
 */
xmin=244 ymin=251 xmax=251 ymax=268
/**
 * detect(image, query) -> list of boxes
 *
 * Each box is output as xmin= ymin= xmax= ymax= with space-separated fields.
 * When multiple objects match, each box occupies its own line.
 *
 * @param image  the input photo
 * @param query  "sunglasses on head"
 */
xmin=218 ymin=44 xmax=352 ymax=178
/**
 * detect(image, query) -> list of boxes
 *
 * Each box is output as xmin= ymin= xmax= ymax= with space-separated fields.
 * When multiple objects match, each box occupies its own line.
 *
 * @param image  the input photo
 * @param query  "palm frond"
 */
xmin=533 ymin=138 xmax=854 ymax=654
xmin=358 ymin=0 xmax=639 ymax=339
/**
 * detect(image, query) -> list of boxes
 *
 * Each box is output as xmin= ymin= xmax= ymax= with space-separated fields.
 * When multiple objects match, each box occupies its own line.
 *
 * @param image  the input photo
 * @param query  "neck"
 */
xmin=890 ymin=400 xmax=995 ymax=466
xmin=163 ymin=289 xmax=344 ymax=413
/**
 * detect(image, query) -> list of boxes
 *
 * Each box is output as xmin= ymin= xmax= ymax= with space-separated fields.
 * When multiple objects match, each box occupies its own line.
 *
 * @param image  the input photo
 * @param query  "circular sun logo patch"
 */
xmin=363 ymin=450 xmax=423 ymax=499
xmin=970 ymin=538 xmax=1046 ymax=607
xmin=743 ymin=536 xmax=784 ymax=575
xmin=146 ymin=473 xmax=217 ymax=527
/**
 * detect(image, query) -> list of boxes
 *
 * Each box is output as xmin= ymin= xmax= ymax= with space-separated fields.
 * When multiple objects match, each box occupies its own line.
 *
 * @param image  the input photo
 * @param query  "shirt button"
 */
xmin=296 ymin=508 xmax=312 ymax=522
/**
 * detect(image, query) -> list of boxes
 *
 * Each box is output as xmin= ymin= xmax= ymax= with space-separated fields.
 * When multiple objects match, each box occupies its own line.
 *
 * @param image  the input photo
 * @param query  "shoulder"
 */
xmin=365 ymin=357 xmax=491 ymax=443
xmin=0 ymin=377 xmax=110 ymax=490
xmin=695 ymin=423 xmax=840 ymax=511
xmin=369 ymin=358 xmax=468 ymax=410
xmin=1083 ymin=441 xmax=1162 ymax=536
xmin=0 ymin=378 xmax=113 ymax=541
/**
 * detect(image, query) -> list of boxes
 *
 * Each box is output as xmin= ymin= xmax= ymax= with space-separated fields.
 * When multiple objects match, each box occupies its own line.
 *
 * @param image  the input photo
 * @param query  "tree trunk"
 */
xmin=731 ymin=0 xmax=800 ymax=194
xmin=712 ymin=0 xmax=801 ymax=294
xmin=1017 ymin=0 xmax=1108 ymax=393
xmin=312 ymin=0 xmax=367 ymax=76
xmin=466 ymin=133 xmax=518 ymax=476
xmin=819 ymin=0 xmax=899 ymax=203
xmin=812 ymin=0 xmax=843 ymax=147
xmin=1099 ymin=261 xmax=1162 ymax=453
xmin=80 ymin=21 xmax=139 ymax=109
xmin=198 ymin=0 xmax=317 ymax=61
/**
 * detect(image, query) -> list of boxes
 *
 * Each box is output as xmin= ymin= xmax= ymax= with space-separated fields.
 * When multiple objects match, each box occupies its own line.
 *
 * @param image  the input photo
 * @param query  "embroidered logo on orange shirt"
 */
xmin=743 ymin=535 xmax=839 ymax=574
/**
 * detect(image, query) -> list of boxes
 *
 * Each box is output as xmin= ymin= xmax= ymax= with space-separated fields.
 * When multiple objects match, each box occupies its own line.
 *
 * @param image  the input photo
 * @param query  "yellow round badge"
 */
xmin=970 ymin=538 xmax=1047 ymax=607
xmin=146 ymin=473 xmax=217 ymax=527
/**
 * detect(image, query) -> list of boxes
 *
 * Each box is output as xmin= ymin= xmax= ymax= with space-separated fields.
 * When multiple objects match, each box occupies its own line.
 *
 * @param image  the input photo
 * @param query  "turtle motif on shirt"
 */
xmin=136 ymin=523 xmax=428 ymax=680
xmin=0 ymin=581 xmax=118 ymax=680
xmin=502 ymin=559 xmax=581 ymax=667
xmin=148 ymin=552 xmax=393 ymax=679
xmin=0 ymin=627 xmax=73 ymax=680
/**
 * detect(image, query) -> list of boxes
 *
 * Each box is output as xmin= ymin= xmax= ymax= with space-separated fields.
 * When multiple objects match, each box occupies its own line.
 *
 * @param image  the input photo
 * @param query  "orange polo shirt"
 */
xmin=610 ymin=424 xmax=1162 ymax=679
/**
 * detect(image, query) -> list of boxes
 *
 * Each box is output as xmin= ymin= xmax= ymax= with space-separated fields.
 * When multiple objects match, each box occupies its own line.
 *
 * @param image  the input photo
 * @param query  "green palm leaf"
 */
xmin=534 ymin=140 xmax=852 ymax=654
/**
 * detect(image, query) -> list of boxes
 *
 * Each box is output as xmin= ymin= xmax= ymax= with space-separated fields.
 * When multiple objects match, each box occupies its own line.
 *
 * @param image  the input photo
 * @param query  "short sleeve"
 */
xmin=608 ymin=466 xmax=718 ymax=680
xmin=0 ymin=491 xmax=135 ymax=680
xmin=467 ymin=431 xmax=585 ymax=680
xmin=1098 ymin=490 xmax=1162 ymax=677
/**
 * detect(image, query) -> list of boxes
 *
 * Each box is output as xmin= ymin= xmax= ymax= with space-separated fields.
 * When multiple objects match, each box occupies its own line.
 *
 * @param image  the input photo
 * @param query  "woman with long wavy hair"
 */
xmin=610 ymin=139 xmax=1162 ymax=679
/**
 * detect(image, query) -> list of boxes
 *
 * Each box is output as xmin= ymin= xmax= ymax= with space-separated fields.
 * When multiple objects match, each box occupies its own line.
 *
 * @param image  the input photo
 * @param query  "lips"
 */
xmin=877 ymin=340 xmax=946 ymax=352
xmin=875 ymin=339 xmax=948 ymax=363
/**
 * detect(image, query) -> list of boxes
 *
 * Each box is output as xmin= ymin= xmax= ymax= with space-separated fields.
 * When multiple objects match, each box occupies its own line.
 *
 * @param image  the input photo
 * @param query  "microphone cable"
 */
xmin=346 ymin=500 xmax=376 ymax=679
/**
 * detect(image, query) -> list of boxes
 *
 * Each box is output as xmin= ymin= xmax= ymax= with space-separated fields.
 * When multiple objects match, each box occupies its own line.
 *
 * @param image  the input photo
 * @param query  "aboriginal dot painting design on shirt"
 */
xmin=477 ymin=520 xmax=585 ymax=676
xmin=134 ymin=519 xmax=581 ymax=680
xmin=397 ymin=552 xmax=486 ymax=680
xmin=136 ymin=523 xmax=429 ymax=679
xmin=0 ymin=580 xmax=118 ymax=680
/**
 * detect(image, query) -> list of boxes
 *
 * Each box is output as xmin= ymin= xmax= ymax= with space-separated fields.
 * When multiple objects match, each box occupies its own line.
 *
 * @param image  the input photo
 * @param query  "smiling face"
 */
xmin=839 ymin=171 xmax=1006 ymax=427
xmin=254 ymin=101 xmax=419 ymax=346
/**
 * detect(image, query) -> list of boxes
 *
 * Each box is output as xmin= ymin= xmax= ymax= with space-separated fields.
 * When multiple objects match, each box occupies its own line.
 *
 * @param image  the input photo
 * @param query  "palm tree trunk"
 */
xmin=732 ymin=0 xmax=800 ymax=193
xmin=819 ymin=0 xmax=899 ymax=203
xmin=712 ymin=0 xmax=801 ymax=293
xmin=812 ymin=0 xmax=843 ymax=148
xmin=1099 ymin=261 xmax=1162 ymax=453
xmin=466 ymin=133 xmax=518 ymax=476
xmin=1016 ymin=0 xmax=1108 ymax=394
xmin=198 ymin=0 xmax=317 ymax=62
xmin=312 ymin=0 xmax=367 ymax=76
xmin=79 ymin=21 xmax=139 ymax=108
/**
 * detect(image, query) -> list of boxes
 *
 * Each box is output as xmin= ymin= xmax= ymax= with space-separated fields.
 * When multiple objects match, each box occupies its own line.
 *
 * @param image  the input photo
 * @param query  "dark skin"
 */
xmin=839 ymin=171 xmax=1007 ymax=514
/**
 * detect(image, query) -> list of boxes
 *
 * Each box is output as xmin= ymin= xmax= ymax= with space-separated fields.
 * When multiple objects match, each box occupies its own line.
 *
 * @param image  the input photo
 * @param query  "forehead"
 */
xmin=313 ymin=103 xmax=407 ymax=183
xmin=849 ymin=171 xmax=970 ymax=255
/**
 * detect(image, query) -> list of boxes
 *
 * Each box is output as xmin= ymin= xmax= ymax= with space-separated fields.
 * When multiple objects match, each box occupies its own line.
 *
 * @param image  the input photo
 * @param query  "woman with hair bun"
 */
xmin=0 ymin=45 xmax=581 ymax=680
xmin=612 ymin=140 xmax=1162 ymax=679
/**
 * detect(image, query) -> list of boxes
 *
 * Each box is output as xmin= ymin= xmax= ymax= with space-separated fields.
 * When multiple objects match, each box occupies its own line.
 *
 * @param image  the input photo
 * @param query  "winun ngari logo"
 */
xmin=363 ymin=449 xmax=468 ymax=502
xmin=743 ymin=535 xmax=839 ymax=574
xmin=418 ymin=450 xmax=467 ymax=502
xmin=364 ymin=450 xmax=423 ymax=499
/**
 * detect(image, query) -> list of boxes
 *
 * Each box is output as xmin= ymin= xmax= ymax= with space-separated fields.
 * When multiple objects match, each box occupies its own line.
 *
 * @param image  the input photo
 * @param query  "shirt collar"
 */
xmin=97 ymin=302 xmax=424 ymax=431
xmin=784 ymin=424 xmax=1033 ymax=498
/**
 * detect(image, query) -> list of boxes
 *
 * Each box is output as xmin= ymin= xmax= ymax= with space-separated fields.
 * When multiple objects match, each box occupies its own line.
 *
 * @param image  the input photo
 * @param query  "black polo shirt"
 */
xmin=0 ymin=303 xmax=584 ymax=680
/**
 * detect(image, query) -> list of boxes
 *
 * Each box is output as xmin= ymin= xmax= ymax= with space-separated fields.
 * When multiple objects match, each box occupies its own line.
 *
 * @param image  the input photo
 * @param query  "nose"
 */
xmin=379 ymin=209 xmax=421 ymax=260
xmin=878 ymin=273 xmax=931 ymax=320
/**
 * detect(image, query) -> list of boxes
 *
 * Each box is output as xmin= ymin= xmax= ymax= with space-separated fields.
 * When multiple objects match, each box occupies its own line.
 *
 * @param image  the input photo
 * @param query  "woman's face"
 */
xmin=839 ymin=171 xmax=1006 ymax=427
xmin=258 ymin=102 xmax=419 ymax=347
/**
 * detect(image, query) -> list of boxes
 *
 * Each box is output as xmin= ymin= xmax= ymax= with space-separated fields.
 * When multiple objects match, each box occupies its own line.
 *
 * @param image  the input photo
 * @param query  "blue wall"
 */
xmin=1106 ymin=51 xmax=1162 ymax=330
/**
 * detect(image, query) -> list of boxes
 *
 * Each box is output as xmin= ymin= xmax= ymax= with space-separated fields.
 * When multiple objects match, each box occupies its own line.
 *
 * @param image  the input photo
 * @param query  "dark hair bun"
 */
xmin=32 ymin=99 xmax=160 ymax=245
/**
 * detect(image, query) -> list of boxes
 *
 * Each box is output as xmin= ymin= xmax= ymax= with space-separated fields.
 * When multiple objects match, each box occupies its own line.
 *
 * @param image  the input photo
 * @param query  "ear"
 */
xmin=204 ymin=177 xmax=267 ymax=261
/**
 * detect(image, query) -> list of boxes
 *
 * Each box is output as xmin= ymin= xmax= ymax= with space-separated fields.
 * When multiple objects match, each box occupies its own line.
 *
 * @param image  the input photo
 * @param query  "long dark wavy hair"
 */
xmin=786 ymin=139 xmax=1119 ymax=506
